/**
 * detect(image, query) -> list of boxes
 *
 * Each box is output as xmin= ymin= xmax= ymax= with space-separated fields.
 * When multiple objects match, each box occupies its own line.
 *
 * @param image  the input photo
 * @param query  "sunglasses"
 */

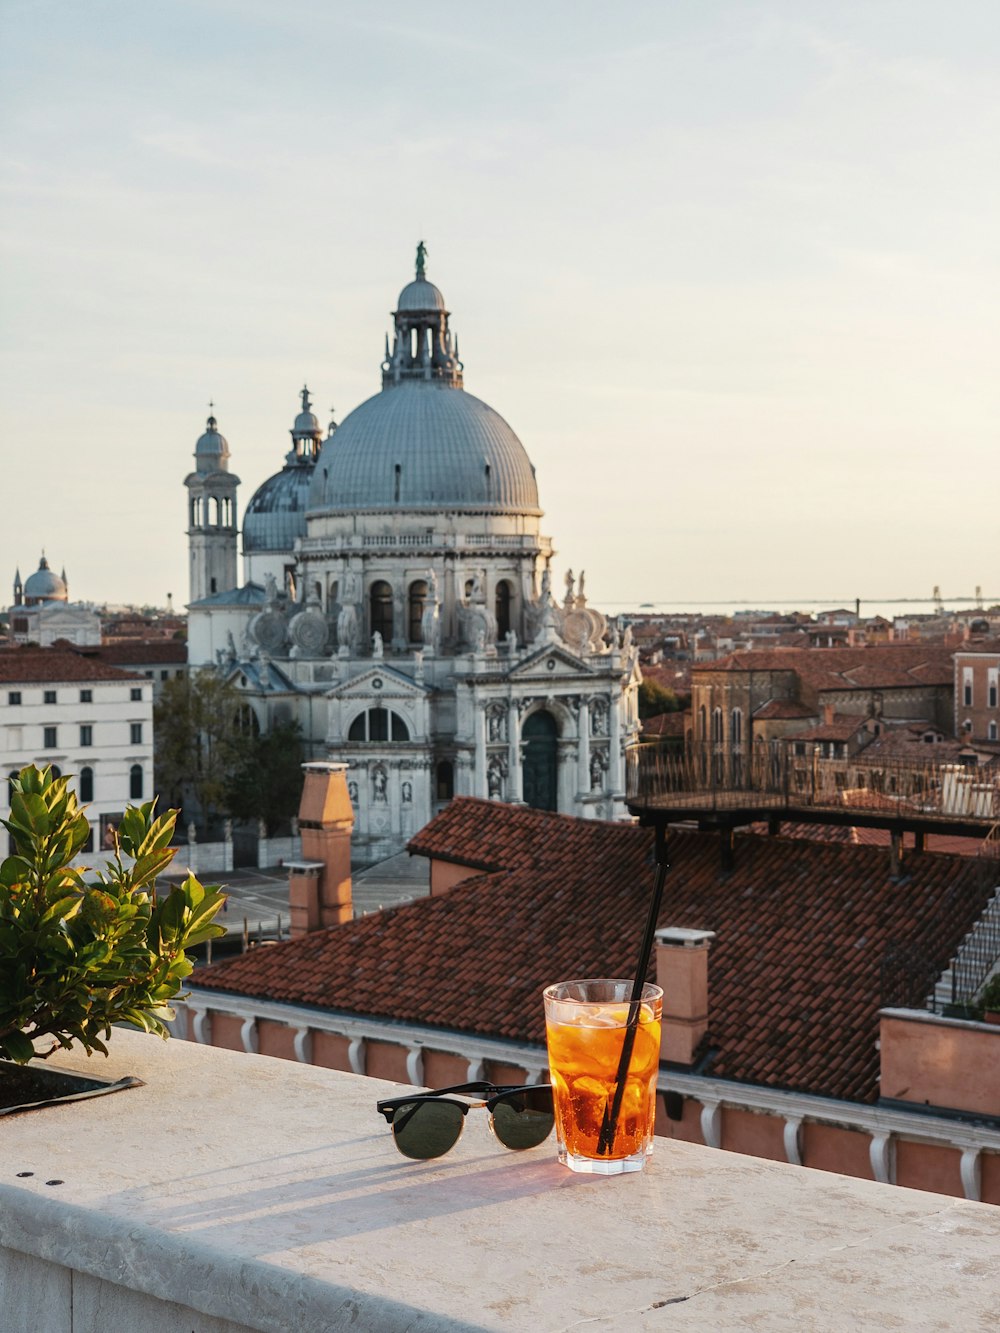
xmin=377 ymin=1082 xmax=554 ymax=1160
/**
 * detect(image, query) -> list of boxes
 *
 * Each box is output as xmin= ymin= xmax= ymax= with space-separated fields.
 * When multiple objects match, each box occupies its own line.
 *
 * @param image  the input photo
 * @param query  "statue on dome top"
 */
xmin=416 ymin=239 xmax=428 ymax=279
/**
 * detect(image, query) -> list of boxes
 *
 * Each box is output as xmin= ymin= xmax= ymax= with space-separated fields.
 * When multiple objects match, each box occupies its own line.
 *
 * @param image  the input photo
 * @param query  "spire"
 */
xmin=416 ymin=239 xmax=427 ymax=280
xmin=327 ymin=407 xmax=337 ymax=438
xmin=300 ymin=384 xmax=312 ymax=413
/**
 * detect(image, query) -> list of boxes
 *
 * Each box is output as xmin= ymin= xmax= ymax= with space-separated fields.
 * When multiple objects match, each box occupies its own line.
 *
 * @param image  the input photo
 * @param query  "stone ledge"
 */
xmin=1 ymin=1031 xmax=999 ymax=1332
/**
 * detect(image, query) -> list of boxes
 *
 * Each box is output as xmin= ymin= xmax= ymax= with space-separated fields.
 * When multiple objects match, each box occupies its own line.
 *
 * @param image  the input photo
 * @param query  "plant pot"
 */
xmin=0 ymin=1060 xmax=144 ymax=1115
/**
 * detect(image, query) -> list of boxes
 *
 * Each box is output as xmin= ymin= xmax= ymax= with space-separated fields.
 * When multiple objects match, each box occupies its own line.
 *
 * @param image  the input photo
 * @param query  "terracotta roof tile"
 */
xmin=0 ymin=647 xmax=140 ymax=683
xmin=192 ymin=800 xmax=995 ymax=1107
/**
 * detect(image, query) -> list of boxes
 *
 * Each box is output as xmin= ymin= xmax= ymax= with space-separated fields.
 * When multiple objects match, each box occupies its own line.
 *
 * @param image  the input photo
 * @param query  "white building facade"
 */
xmin=187 ymin=250 xmax=641 ymax=862
xmin=0 ymin=649 xmax=155 ymax=852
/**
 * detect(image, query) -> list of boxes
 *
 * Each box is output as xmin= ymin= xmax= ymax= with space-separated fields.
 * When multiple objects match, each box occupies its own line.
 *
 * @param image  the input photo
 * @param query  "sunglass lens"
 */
xmin=491 ymin=1089 xmax=555 ymax=1150
xmin=391 ymin=1100 xmax=465 ymax=1160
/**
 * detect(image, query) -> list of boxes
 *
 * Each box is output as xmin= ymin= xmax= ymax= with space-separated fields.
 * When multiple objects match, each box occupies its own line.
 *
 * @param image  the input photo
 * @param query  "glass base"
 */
xmin=558 ymin=1146 xmax=649 ymax=1175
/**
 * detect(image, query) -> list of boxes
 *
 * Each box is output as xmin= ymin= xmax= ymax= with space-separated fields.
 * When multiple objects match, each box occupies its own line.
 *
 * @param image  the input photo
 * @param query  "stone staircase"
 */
xmin=929 ymin=883 xmax=1000 ymax=1011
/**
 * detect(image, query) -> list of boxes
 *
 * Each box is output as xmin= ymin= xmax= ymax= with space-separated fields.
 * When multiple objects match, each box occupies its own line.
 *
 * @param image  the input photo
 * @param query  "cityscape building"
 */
xmin=7 ymin=554 xmax=100 ymax=647
xmin=185 ymin=249 xmax=641 ymax=861
xmin=0 ymin=647 xmax=154 ymax=850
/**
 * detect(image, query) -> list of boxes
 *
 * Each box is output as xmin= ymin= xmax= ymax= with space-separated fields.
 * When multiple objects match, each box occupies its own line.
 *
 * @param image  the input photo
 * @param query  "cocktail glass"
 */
xmin=543 ymin=978 xmax=663 ymax=1175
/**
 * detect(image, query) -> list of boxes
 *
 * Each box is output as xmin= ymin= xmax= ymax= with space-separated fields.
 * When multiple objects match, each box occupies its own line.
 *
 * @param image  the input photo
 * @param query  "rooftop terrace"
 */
xmin=2 ymin=1031 xmax=999 ymax=1331
xmin=627 ymin=741 xmax=1000 ymax=838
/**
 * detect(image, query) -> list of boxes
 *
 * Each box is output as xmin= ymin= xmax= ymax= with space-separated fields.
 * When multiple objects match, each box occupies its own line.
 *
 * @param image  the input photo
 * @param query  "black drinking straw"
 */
xmin=596 ymin=827 xmax=670 ymax=1156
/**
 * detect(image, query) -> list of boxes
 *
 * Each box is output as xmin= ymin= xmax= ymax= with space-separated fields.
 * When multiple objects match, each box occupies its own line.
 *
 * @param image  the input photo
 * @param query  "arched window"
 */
xmin=436 ymin=760 xmax=454 ymax=801
xmin=698 ymin=705 xmax=707 ymax=739
xmin=370 ymin=580 xmax=393 ymax=643
xmin=408 ymin=580 xmax=428 ymax=644
xmin=50 ymin=765 xmax=62 ymax=779
xmin=234 ymin=704 xmax=260 ymax=737
xmin=347 ymin=708 xmax=410 ymax=743
xmin=712 ymin=708 xmax=723 ymax=742
xmin=495 ymin=580 xmax=512 ymax=639
xmin=731 ymin=709 xmax=743 ymax=745
xmin=130 ymin=764 xmax=143 ymax=801
xmin=79 ymin=766 xmax=94 ymax=803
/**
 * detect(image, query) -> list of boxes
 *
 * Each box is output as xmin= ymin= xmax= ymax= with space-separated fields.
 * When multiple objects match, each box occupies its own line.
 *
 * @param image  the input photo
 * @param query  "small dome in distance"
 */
xmin=23 ymin=554 xmax=68 ymax=605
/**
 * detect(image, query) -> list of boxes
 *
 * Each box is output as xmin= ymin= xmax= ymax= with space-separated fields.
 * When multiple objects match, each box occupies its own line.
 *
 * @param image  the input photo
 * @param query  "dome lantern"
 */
xmin=289 ymin=385 xmax=323 ymax=463
xmin=382 ymin=241 xmax=464 ymax=390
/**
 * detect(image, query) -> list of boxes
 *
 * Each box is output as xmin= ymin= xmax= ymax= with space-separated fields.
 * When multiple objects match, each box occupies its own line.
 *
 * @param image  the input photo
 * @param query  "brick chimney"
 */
xmin=654 ymin=927 xmax=715 ymax=1064
xmin=288 ymin=762 xmax=353 ymax=936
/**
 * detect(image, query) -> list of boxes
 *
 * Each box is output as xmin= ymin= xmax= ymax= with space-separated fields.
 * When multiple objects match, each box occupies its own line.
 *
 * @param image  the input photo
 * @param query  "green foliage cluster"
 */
xmin=224 ymin=720 xmax=305 ymax=835
xmin=154 ymin=671 xmax=304 ymax=833
xmin=637 ymin=679 xmax=684 ymax=720
xmin=0 ymin=766 xmax=226 ymax=1066
xmin=978 ymin=973 xmax=1000 ymax=1015
xmin=154 ymin=669 xmax=246 ymax=824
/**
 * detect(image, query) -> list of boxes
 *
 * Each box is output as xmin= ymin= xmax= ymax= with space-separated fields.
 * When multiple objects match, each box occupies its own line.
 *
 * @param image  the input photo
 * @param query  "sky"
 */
xmin=1 ymin=1 xmax=998 ymax=614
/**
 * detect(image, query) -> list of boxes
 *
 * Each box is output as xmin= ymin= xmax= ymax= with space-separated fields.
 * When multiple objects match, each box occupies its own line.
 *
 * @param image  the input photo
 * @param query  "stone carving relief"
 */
xmin=458 ymin=602 xmax=497 ymax=652
xmin=486 ymin=703 xmax=507 ymax=743
xmin=249 ymin=608 xmax=288 ymax=655
xmin=348 ymin=780 xmax=358 ymax=805
xmin=590 ymin=699 xmax=609 ymax=737
xmin=372 ymin=764 xmax=388 ymax=804
xmin=589 ymin=748 xmax=609 ymax=791
xmin=401 ymin=780 xmax=412 ymax=804
xmin=288 ymin=600 xmax=329 ymax=657
xmin=487 ymin=754 xmax=508 ymax=799
xmin=337 ymin=572 xmax=361 ymax=658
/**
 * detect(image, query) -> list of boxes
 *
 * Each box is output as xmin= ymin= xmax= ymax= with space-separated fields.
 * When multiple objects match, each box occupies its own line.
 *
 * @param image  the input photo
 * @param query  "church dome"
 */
xmin=309 ymin=382 xmax=539 ymax=513
xmin=308 ymin=246 xmax=539 ymax=515
xmin=244 ymin=388 xmax=322 ymax=553
xmin=24 ymin=555 xmax=68 ymax=604
xmin=396 ymin=279 xmax=446 ymax=313
xmin=244 ymin=465 xmax=316 ymax=552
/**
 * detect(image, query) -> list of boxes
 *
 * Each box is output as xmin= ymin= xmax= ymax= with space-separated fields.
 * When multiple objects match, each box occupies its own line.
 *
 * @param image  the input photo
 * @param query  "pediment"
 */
xmin=508 ymin=645 xmax=591 ymax=679
xmin=326 ymin=665 xmax=429 ymax=701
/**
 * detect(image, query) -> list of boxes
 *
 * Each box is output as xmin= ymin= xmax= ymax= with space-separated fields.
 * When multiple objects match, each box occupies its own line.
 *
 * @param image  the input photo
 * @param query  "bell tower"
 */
xmin=185 ymin=410 xmax=240 ymax=604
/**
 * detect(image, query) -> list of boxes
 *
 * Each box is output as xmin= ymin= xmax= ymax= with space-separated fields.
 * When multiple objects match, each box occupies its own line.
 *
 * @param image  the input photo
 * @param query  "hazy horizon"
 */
xmin=2 ymin=2 xmax=997 ymax=609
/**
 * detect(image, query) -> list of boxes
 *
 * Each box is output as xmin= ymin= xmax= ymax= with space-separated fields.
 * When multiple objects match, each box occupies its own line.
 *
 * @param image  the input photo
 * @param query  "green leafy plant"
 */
xmin=0 ymin=765 xmax=226 ymax=1065
xmin=977 ymin=973 xmax=1000 ymax=1016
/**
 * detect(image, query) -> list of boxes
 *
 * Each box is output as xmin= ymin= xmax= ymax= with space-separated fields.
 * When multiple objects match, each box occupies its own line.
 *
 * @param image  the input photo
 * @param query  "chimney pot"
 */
xmin=655 ymin=926 xmax=714 ymax=1065
xmin=289 ymin=763 xmax=354 ymax=935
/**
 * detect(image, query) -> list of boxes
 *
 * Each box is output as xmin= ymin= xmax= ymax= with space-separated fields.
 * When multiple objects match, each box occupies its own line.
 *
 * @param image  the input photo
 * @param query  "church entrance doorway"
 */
xmin=522 ymin=710 xmax=558 ymax=811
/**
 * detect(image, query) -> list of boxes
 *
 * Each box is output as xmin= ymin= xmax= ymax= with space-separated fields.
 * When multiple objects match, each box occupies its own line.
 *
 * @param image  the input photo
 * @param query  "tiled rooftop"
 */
xmin=0 ymin=647 xmax=140 ymax=683
xmin=88 ymin=640 xmax=188 ymax=665
xmin=706 ymin=645 xmax=956 ymax=697
xmin=193 ymin=799 xmax=995 ymax=1105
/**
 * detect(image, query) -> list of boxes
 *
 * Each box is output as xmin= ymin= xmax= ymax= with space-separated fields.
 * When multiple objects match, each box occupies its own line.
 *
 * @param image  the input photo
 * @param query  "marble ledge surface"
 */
xmin=1 ymin=1030 xmax=999 ymax=1333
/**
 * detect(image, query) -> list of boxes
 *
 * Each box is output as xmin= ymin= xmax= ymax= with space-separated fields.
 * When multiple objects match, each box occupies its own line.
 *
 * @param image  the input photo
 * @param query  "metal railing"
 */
xmin=626 ymin=740 xmax=1000 ymax=827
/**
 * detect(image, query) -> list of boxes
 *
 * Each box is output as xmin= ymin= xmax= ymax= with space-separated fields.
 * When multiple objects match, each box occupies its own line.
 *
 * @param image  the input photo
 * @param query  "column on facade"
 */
xmin=577 ymin=696 xmax=591 ymax=795
xmin=508 ymin=699 xmax=523 ymax=803
xmin=609 ymin=689 xmax=623 ymax=794
xmin=474 ymin=702 xmax=487 ymax=798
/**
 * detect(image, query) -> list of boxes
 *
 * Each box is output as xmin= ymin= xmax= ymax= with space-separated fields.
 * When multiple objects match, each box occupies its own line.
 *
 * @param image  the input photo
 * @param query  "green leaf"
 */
xmin=10 ymin=791 xmax=51 ymax=838
xmin=0 ymin=1029 xmax=36 ymax=1064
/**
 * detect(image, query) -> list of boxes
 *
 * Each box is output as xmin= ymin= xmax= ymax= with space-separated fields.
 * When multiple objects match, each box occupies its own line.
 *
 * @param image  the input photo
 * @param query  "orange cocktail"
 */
xmin=543 ymin=979 xmax=663 ymax=1175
